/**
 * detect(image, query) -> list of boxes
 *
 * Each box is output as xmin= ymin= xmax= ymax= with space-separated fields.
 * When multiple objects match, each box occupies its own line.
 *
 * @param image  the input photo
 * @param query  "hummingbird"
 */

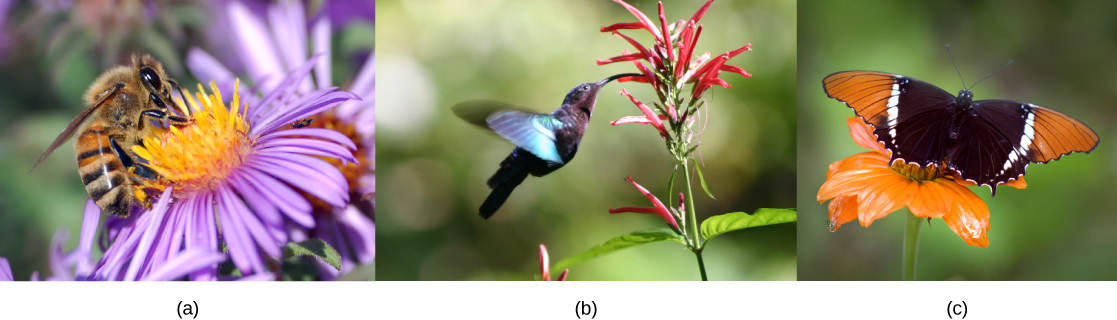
xmin=453 ymin=73 xmax=642 ymax=219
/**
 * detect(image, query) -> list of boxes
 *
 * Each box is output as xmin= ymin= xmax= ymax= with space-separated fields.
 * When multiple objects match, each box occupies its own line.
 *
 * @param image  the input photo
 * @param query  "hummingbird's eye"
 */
xmin=582 ymin=85 xmax=591 ymax=91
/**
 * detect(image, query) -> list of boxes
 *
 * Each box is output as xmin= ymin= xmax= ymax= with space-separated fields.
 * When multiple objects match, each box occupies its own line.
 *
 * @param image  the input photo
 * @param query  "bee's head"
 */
xmin=132 ymin=53 xmax=172 ymax=98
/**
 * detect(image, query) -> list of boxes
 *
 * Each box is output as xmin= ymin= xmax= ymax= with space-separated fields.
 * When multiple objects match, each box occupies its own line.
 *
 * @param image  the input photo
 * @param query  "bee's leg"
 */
xmin=141 ymin=109 xmax=192 ymax=125
xmin=141 ymin=103 xmax=193 ymax=127
xmin=109 ymin=136 xmax=135 ymax=169
xmin=131 ymin=163 xmax=161 ymax=181
xmin=110 ymin=135 xmax=159 ymax=181
xmin=166 ymin=80 xmax=187 ymax=104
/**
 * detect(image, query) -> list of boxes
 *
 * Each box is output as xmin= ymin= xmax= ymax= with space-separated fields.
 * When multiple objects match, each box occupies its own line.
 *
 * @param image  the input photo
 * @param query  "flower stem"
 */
xmin=694 ymin=250 xmax=708 ymax=281
xmin=902 ymin=210 xmax=922 ymax=281
xmin=681 ymin=158 xmax=707 ymax=280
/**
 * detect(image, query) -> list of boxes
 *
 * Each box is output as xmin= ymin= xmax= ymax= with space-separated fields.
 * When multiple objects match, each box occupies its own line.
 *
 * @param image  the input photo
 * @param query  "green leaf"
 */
xmin=282 ymin=239 xmax=343 ymax=271
xmin=553 ymin=229 xmax=686 ymax=271
xmin=701 ymin=208 xmax=797 ymax=243
xmin=691 ymin=159 xmax=715 ymax=199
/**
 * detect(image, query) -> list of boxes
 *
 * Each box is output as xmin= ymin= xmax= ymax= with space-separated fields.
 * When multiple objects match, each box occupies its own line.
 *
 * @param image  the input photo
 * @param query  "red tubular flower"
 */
xmin=616 ymin=88 xmax=669 ymax=139
xmin=600 ymin=0 xmax=751 ymax=107
xmin=539 ymin=244 xmax=568 ymax=281
xmin=613 ymin=0 xmax=663 ymax=41
xmin=609 ymin=176 xmax=681 ymax=232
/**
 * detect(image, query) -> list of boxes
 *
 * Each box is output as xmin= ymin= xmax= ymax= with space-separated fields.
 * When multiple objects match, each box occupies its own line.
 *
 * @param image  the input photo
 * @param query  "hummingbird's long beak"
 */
xmin=599 ymin=73 xmax=645 ymax=85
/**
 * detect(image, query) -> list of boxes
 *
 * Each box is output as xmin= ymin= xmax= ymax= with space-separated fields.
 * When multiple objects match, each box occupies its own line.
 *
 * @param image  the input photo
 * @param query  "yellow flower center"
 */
xmin=890 ymin=159 xmax=947 ymax=182
xmin=133 ymin=80 xmax=252 ymax=199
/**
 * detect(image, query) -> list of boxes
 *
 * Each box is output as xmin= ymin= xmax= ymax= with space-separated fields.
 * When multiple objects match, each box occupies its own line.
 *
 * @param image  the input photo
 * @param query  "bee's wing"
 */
xmin=30 ymin=83 xmax=125 ymax=172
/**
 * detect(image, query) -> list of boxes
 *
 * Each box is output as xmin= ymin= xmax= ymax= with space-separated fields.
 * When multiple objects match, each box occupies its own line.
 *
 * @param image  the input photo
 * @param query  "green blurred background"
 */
xmin=0 ymin=0 xmax=374 ymax=280
xmin=376 ymin=0 xmax=796 ymax=280
xmin=799 ymin=0 xmax=1117 ymax=280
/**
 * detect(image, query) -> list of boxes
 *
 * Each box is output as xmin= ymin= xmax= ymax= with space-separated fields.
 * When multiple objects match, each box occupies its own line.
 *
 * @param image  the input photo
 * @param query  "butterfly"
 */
xmin=823 ymin=70 xmax=1099 ymax=195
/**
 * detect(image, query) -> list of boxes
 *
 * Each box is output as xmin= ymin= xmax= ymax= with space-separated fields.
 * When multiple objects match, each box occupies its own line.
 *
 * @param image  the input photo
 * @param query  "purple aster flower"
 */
xmin=188 ymin=0 xmax=374 ymax=279
xmin=92 ymin=55 xmax=360 ymax=280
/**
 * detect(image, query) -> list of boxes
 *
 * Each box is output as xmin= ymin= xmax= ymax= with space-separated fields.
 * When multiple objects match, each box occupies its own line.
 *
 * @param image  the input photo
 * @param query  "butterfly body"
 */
xmin=824 ymin=71 xmax=1099 ymax=195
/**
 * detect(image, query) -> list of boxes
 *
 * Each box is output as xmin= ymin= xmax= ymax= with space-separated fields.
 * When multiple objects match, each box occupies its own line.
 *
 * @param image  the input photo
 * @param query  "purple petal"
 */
xmin=348 ymin=53 xmax=375 ymax=102
xmin=238 ymin=167 xmax=315 ymax=228
xmin=186 ymin=48 xmax=237 ymax=96
xmin=354 ymin=103 xmax=375 ymax=138
xmin=123 ymin=187 xmax=175 ymax=281
xmin=312 ymin=17 xmax=332 ymax=91
xmin=0 ymin=257 xmax=11 ymax=281
xmin=254 ymin=86 xmax=337 ymax=129
xmin=337 ymin=206 xmax=376 ymax=263
xmin=48 ymin=230 xmax=72 ymax=280
xmin=74 ymin=199 xmax=101 ymax=277
xmin=259 ymin=127 xmax=358 ymax=150
xmin=250 ymin=156 xmax=348 ymax=207
xmin=258 ymin=141 xmax=358 ymax=165
xmin=250 ymin=53 xmax=322 ymax=120
xmin=227 ymin=173 xmax=283 ymax=228
xmin=319 ymin=216 xmax=351 ymax=277
xmin=229 ymin=1 xmax=285 ymax=93
xmin=144 ymin=248 xmax=225 ymax=281
xmin=267 ymin=0 xmax=312 ymax=92
xmin=221 ymin=183 xmax=281 ymax=260
xmin=188 ymin=193 xmax=220 ymax=281
xmin=233 ymin=272 xmax=275 ymax=281
xmin=254 ymin=90 xmax=359 ymax=136
xmin=216 ymin=185 xmax=262 ymax=274
xmin=257 ymin=152 xmax=349 ymax=193
xmin=160 ymin=203 xmax=191 ymax=266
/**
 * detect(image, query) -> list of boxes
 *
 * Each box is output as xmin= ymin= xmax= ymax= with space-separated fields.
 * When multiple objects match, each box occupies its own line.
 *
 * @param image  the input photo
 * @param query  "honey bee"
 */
xmin=32 ymin=53 xmax=193 ymax=217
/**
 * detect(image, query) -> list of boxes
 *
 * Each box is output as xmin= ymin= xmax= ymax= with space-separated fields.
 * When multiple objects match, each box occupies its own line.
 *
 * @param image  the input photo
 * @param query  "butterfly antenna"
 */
xmin=969 ymin=60 xmax=1013 ymax=90
xmin=946 ymin=44 xmax=966 ymax=89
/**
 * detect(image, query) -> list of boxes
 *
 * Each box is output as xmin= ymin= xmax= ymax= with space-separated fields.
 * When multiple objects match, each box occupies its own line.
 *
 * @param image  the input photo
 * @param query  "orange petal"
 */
xmin=818 ymin=167 xmax=894 ymax=202
xmin=827 ymin=195 xmax=859 ymax=231
xmin=856 ymin=173 xmax=918 ymax=226
xmin=827 ymin=152 xmax=889 ymax=180
xmin=939 ymin=180 xmax=991 ymax=247
xmin=846 ymin=117 xmax=888 ymax=154
xmin=906 ymin=180 xmax=949 ymax=219
xmin=1003 ymin=176 xmax=1027 ymax=189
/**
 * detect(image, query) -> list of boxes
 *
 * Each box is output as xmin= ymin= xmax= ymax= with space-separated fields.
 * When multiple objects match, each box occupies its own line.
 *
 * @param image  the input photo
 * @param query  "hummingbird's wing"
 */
xmin=451 ymin=100 xmax=564 ymax=164
xmin=485 ymin=110 xmax=564 ymax=164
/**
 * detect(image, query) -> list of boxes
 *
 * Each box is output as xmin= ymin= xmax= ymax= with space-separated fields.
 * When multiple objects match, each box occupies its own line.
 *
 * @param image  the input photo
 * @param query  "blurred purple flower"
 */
xmin=0 ymin=0 xmax=12 ymax=62
xmin=94 ymin=56 xmax=359 ymax=280
xmin=188 ymin=0 xmax=374 ymax=279
xmin=0 ymin=257 xmax=12 ymax=281
xmin=324 ymin=0 xmax=375 ymax=29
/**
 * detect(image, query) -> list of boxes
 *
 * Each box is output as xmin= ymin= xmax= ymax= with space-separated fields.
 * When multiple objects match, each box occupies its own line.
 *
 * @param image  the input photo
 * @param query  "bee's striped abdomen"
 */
xmin=75 ymin=122 xmax=135 ymax=217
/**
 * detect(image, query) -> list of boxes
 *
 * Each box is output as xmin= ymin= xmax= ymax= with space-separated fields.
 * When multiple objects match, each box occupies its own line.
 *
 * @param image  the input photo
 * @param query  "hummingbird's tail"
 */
xmin=480 ymin=149 xmax=531 ymax=219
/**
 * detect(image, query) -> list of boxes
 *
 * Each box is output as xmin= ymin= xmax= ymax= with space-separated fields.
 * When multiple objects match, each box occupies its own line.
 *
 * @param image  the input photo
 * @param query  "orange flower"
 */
xmin=817 ymin=118 xmax=1026 ymax=247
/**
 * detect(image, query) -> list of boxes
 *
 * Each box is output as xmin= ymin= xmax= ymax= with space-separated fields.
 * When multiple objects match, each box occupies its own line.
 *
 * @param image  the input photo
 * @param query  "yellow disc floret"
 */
xmin=133 ymin=79 xmax=252 ymax=198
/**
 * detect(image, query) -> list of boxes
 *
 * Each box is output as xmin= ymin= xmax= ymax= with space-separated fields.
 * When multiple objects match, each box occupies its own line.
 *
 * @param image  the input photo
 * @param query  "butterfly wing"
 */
xmin=823 ymin=71 xmax=959 ymax=168
xmin=950 ymin=100 xmax=1098 ymax=194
